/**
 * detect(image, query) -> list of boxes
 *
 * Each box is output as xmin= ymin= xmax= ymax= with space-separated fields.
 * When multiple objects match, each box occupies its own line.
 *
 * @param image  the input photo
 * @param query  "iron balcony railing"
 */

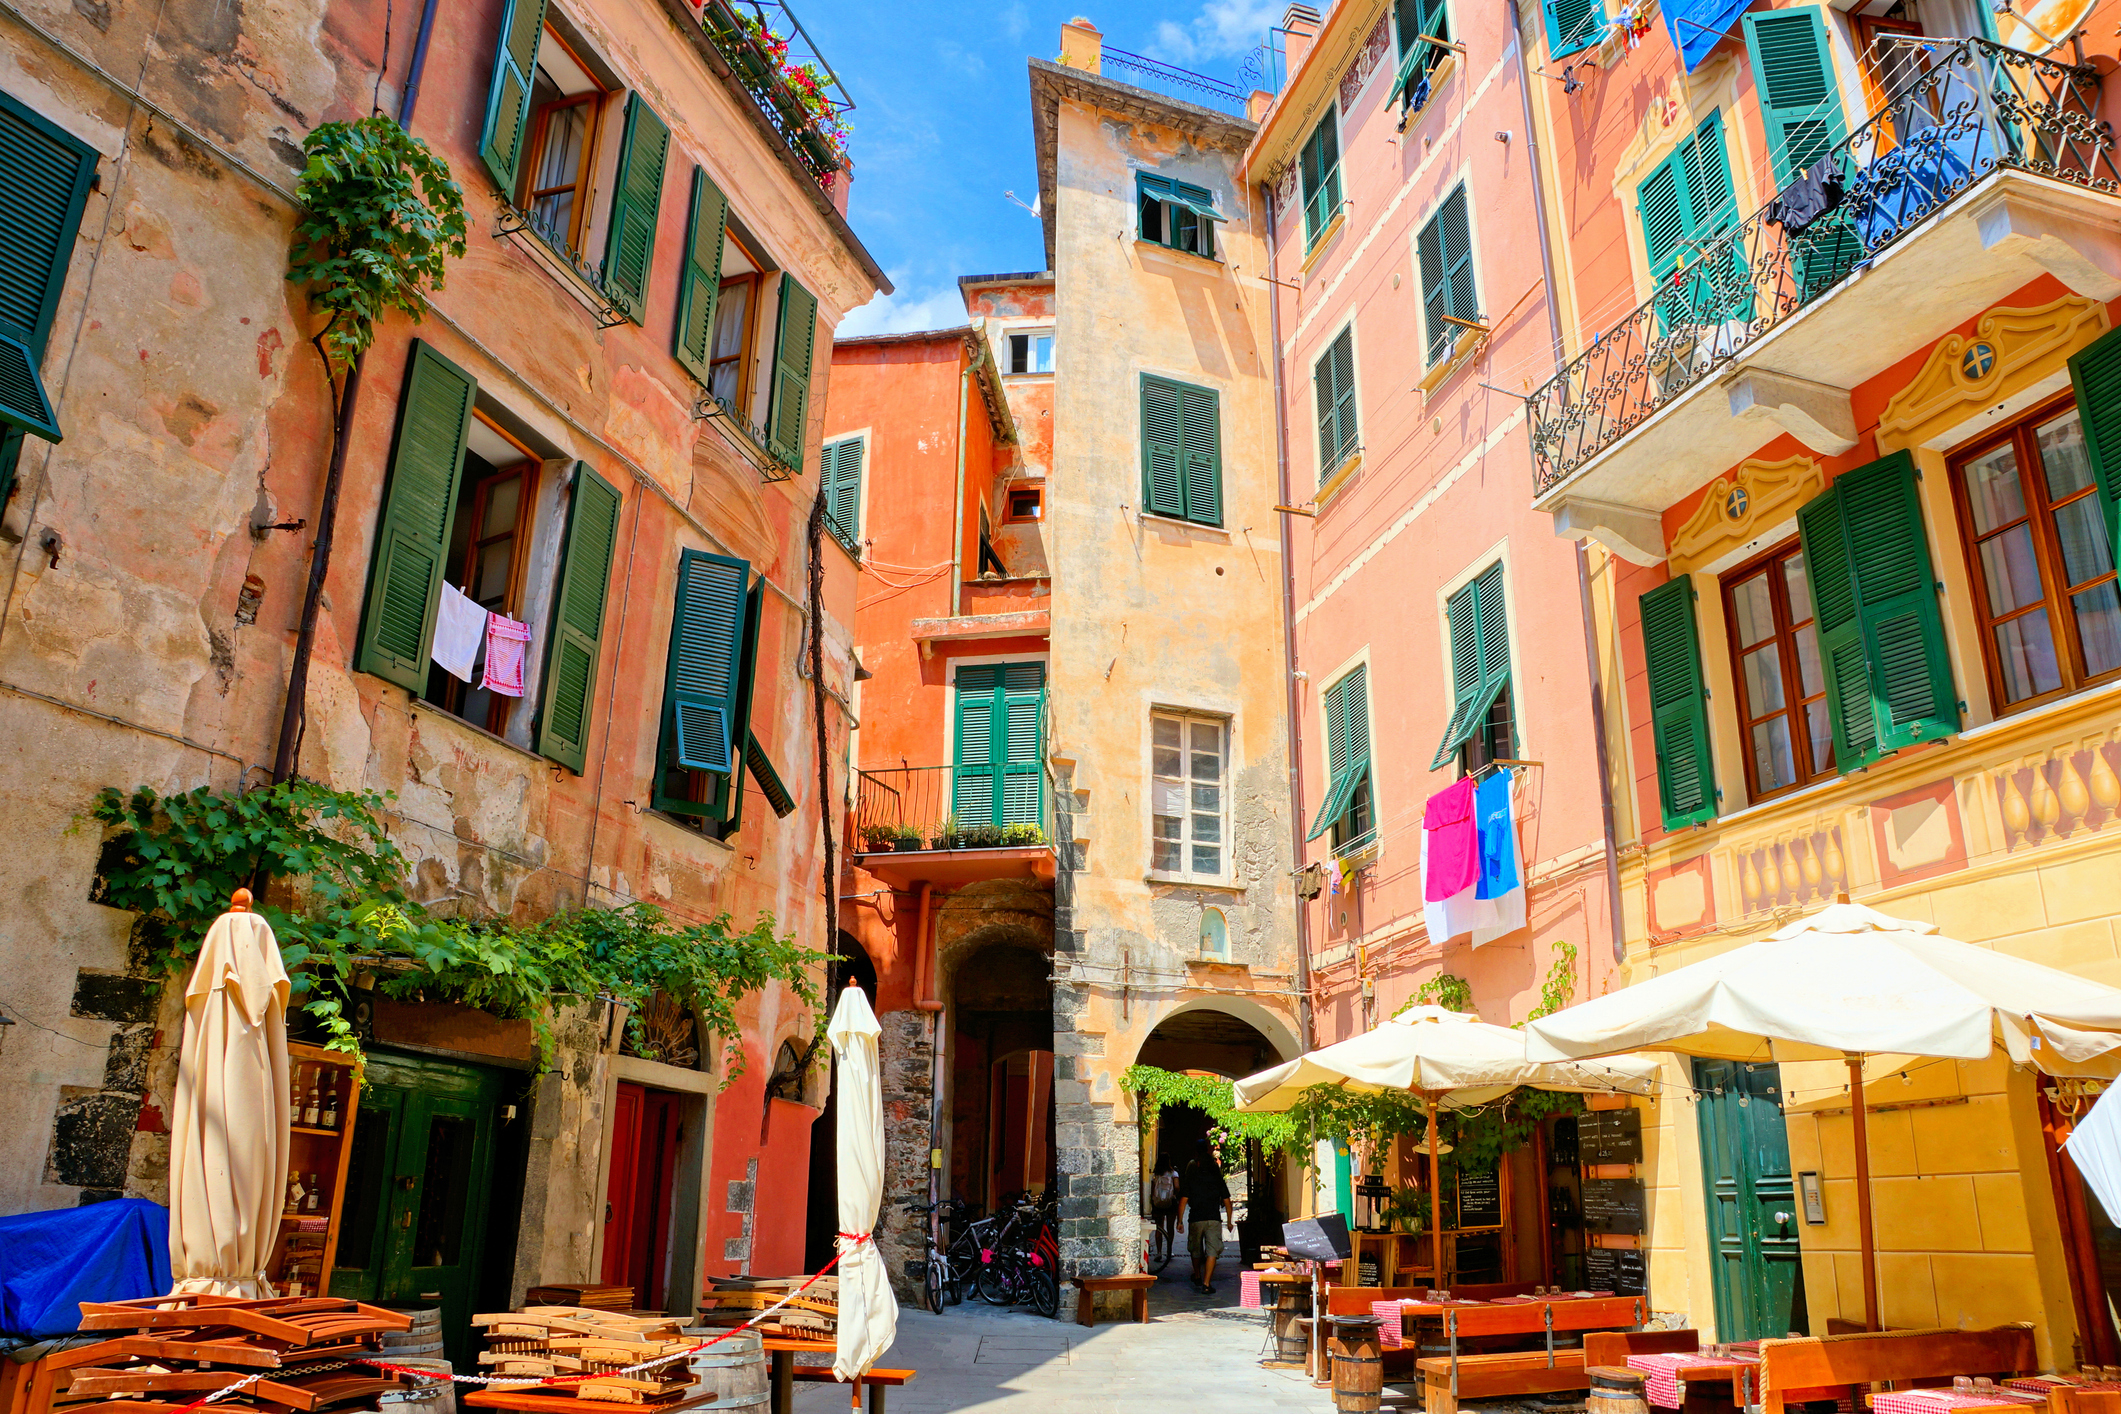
xmin=700 ymin=0 xmax=853 ymax=186
xmin=853 ymin=765 xmax=1049 ymax=853
xmin=1527 ymin=37 xmax=2119 ymax=497
xmin=1100 ymin=46 xmax=1252 ymax=117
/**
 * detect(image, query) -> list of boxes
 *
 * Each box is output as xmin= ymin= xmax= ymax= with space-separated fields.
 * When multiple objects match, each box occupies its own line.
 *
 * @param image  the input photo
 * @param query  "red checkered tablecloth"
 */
xmin=2007 ymin=1381 xmax=2121 ymax=1396
xmin=1627 ymin=1352 xmax=1756 ymax=1409
xmin=1241 ymin=1271 xmax=1261 ymax=1308
xmin=1870 ymin=1391 xmax=2044 ymax=1414
xmin=1373 ymin=1300 xmax=1412 ymax=1348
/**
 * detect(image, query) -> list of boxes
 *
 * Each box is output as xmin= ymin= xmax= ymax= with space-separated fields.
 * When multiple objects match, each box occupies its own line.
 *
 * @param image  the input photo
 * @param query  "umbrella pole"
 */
xmin=1848 ymin=1054 xmax=1879 ymax=1332
xmin=1429 ymin=1093 xmax=1443 ymax=1287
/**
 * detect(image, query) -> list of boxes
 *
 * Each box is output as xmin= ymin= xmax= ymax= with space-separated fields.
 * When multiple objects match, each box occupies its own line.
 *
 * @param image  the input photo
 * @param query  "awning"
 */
xmin=0 ymin=329 xmax=63 ymax=444
xmin=1664 ymin=0 xmax=1754 ymax=72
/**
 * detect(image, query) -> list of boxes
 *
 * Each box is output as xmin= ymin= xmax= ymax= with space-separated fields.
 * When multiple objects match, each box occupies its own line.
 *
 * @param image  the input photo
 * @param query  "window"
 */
xmin=1722 ymin=543 xmax=1835 ymax=799
xmin=1640 ymin=575 xmax=1718 ymax=829
xmin=517 ymin=28 xmax=608 ymax=254
xmin=0 ymin=89 xmax=98 ymax=504
xmin=1639 ymin=113 xmax=1744 ymax=332
xmin=1416 ymin=185 xmax=1478 ymax=365
xmin=1008 ymin=487 xmax=1043 ymax=521
xmin=1198 ymin=907 xmax=1229 ymax=960
xmin=1742 ymin=9 xmax=1846 ymax=186
xmin=1950 ymin=397 xmax=2121 ymax=712
xmin=1152 ymin=712 xmax=1226 ymax=877
xmin=954 ymin=663 xmax=1045 ymax=830
xmin=651 ymin=549 xmax=792 ymax=834
xmin=1314 ymin=326 xmax=1359 ymax=482
xmin=1137 ymin=174 xmax=1219 ymax=259
xmin=1545 ymin=0 xmax=1605 ymax=58
xmin=421 ymin=412 xmax=542 ymax=735
xmin=1306 ymin=666 xmax=1374 ymax=851
xmin=709 ymin=234 xmax=766 ymax=412
xmin=1007 ymin=329 xmax=1054 ymax=375
xmin=1431 ymin=564 xmax=1515 ymax=772
xmin=1139 ymin=375 xmax=1222 ymax=526
xmin=1300 ymin=110 xmax=1342 ymax=248
xmin=1394 ymin=0 xmax=1453 ymax=110
xmin=821 ymin=435 xmax=863 ymax=555
xmin=767 ymin=276 xmax=819 ymax=473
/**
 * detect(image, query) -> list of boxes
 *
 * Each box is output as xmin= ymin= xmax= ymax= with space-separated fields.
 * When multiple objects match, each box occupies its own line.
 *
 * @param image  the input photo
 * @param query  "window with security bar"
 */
xmin=1151 ymin=712 xmax=1227 ymax=878
xmin=1431 ymin=564 xmax=1516 ymax=775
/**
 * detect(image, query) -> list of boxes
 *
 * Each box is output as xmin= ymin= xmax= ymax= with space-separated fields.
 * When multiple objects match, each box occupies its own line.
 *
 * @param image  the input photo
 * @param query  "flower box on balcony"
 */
xmin=797 ymin=128 xmax=842 ymax=173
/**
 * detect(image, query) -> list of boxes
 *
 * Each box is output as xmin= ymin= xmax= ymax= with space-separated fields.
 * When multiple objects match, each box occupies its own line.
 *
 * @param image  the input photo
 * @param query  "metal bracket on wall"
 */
xmin=492 ymin=207 xmax=631 ymax=330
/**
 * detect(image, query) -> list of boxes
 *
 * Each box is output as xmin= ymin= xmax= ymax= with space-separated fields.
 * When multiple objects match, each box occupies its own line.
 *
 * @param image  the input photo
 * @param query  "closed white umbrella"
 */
xmin=168 ymin=889 xmax=291 ymax=1297
xmin=1523 ymin=899 xmax=2121 ymax=1329
xmin=829 ymin=985 xmax=895 ymax=1382
xmin=2062 ymin=1083 xmax=2121 ymax=1227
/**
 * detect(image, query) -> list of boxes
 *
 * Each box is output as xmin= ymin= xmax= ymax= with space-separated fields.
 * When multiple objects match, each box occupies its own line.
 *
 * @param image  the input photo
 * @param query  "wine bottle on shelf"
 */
xmin=321 ymin=1072 xmax=339 ymax=1131
xmin=303 ymin=1078 xmax=319 ymax=1127
xmin=288 ymin=1172 xmax=305 ymax=1212
xmin=291 ymin=1064 xmax=304 ymax=1114
xmin=304 ymin=1174 xmax=320 ymax=1213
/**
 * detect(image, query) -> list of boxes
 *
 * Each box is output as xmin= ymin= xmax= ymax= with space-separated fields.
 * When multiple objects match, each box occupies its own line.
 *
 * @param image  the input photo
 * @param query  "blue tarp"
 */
xmin=0 ymin=1199 xmax=171 ymax=1337
xmin=1664 ymin=0 xmax=1754 ymax=71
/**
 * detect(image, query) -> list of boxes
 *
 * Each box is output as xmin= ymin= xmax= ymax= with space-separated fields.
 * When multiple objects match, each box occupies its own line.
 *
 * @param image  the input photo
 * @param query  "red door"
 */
xmin=602 ymin=1083 xmax=645 ymax=1289
xmin=603 ymin=1083 xmax=683 ymax=1309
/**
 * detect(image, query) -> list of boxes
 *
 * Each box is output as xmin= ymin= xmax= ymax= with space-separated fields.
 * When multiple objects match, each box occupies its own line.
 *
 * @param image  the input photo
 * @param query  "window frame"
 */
xmin=1149 ymin=708 xmax=1232 ymax=882
xmin=1007 ymin=487 xmax=1043 ymax=522
xmin=518 ymin=84 xmax=606 ymax=254
xmin=425 ymin=407 xmax=544 ymax=735
xmin=1300 ymin=110 xmax=1343 ymax=250
xmin=1719 ymin=537 xmax=1836 ymax=803
xmin=1136 ymin=174 xmax=1220 ymax=260
xmin=1314 ymin=324 xmax=1360 ymax=484
xmin=1947 ymin=389 xmax=2121 ymax=716
xmin=709 ymin=247 xmax=764 ymax=415
xmin=1394 ymin=0 xmax=1454 ymax=106
xmin=1006 ymin=327 xmax=1055 ymax=375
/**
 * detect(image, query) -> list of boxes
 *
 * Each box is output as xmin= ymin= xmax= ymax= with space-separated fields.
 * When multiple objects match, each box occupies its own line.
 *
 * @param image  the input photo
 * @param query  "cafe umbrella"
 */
xmin=1523 ymin=899 xmax=2121 ymax=1331
xmin=1233 ymin=1005 xmax=1659 ymax=1292
xmin=828 ymin=984 xmax=896 ymax=1382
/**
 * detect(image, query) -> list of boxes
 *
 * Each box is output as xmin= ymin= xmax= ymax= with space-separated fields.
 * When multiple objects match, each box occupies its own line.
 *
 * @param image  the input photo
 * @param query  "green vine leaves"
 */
xmin=287 ymin=116 xmax=467 ymax=369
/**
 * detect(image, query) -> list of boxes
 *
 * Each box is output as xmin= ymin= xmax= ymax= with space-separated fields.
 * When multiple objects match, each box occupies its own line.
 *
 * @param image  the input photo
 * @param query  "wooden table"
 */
xmin=465 ymin=1390 xmax=722 ymax=1414
xmin=762 ymin=1336 xmax=837 ymax=1414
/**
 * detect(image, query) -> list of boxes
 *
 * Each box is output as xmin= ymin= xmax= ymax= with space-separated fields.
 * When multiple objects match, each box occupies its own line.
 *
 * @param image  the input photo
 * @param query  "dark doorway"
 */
xmin=948 ymin=943 xmax=1053 ymax=1213
xmin=805 ymin=936 xmax=878 ymax=1272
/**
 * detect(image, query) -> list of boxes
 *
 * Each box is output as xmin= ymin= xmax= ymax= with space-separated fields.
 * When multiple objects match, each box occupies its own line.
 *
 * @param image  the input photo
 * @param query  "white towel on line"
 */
xmin=431 ymin=582 xmax=486 ymax=683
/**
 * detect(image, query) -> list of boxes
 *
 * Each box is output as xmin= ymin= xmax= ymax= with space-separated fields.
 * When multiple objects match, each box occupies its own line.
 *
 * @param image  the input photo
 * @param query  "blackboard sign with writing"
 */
xmin=1455 ymin=1165 xmax=1503 ymax=1228
xmin=1582 ymin=1177 xmax=1646 ymax=1234
xmin=1578 ymin=1109 xmax=1643 ymax=1165
xmin=1583 ymin=1246 xmax=1648 ymax=1296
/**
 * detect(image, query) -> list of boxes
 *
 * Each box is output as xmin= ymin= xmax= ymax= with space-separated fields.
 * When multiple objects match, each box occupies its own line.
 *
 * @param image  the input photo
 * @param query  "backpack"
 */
xmin=1151 ymin=1169 xmax=1180 ymax=1207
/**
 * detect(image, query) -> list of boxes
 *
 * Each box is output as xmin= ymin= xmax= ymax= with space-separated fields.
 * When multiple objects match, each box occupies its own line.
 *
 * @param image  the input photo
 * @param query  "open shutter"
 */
xmin=1417 ymin=214 xmax=1448 ymax=363
xmin=0 ymin=334 xmax=61 ymax=444
xmin=1797 ymin=479 xmax=1875 ymax=768
xmin=0 ymin=92 xmax=98 ymax=483
xmin=1639 ymin=575 xmax=1718 ymax=829
xmin=663 ymin=549 xmax=749 ymax=775
xmin=1547 ymin=0 xmax=1601 ymax=56
xmin=822 ymin=437 xmax=862 ymax=546
xmin=768 ymin=277 xmax=818 ymax=471
xmin=709 ymin=580 xmax=766 ymax=829
xmin=1440 ymin=186 xmax=1476 ymax=331
xmin=1181 ymin=383 xmax=1222 ymax=525
xmin=1430 ymin=566 xmax=1510 ymax=769
xmin=1000 ymin=662 xmax=1046 ymax=827
xmin=477 ymin=0 xmax=548 ymax=193
xmin=1314 ymin=352 xmax=1339 ymax=475
xmin=1840 ymin=451 xmax=1956 ymax=752
xmin=2068 ymin=324 xmax=2121 ymax=564
xmin=1743 ymin=9 xmax=1844 ymax=186
xmin=1307 ymin=671 xmax=1366 ymax=841
xmin=602 ymin=94 xmax=669 ymax=324
xmin=1680 ymin=115 xmax=1739 ymax=232
xmin=1142 ymin=376 xmax=1186 ymax=518
xmin=672 ymin=166 xmax=729 ymax=385
xmin=744 ymin=731 xmax=796 ymax=818
xmin=355 ymin=341 xmax=476 ymax=693
xmin=1332 ymin=331 xmax=1357 ymax=461
xmin=954 ymin=665 xmax=999 ymax=824
xmin=1639 ymin=155 xmax=1688 ymax=281
xmin=535 ymin=463 xmax=620 ymax=773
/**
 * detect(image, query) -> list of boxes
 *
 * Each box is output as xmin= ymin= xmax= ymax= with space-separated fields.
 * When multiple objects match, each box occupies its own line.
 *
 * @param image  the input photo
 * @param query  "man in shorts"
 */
xmin=1178 ymin=1139 xmax=1233 ymax=1293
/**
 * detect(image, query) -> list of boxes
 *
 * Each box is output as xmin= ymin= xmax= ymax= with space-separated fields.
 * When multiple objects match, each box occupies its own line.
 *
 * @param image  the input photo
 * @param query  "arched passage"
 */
xmin=942 ymin=934 xmax=1053 ymax=1213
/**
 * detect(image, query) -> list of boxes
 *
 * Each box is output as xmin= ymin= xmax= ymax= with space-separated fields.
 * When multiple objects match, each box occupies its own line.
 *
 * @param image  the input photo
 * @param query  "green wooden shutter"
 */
xmin=745 ymin=731 xmax=796 ymax=818
xmin=1743 ymin=9 xmax=1845 ymax=186
xmin=1142 ymin=376 xmax=1186 ymax=518
xmin=1639 ymin=156 xmax=1688 ymax=282
xmin=1302 ymin=114 xmax=1340 ymax=245
xmin=602 ymin=94 xmax=669 ymax=324
xmin=1547 ymin=0 xmax=1602 ymax=57
xmin=1314 ymin=351 xmax=1339 ymax=475
xmin=1796 ymin=479 xmax=1874 ymax=768
xmin=1419 ymin=186 xmax=1476 ymax=362
xmin=1000 ymin=662 xmax=1046 ymax=827
xmin=1315 ymin=328 xmax=1358 ymax=479
xmin=355 ymin=341 xmax=477 ymax=693
xmin=1639 ymin=575 xmax=1718 ymax=829
xmin=1417 ymin=212 xmax=1448 ymax=363
xmin=1180 ymin=383 xmax=1222 ymax=526
xmin=0 ymin=92 xmax=98 ymax=478
xmin=2067 ymin=324 xmax=2121 ymax=564
xmin=672 ymin=166 xmax=729 ymax=385
xmin=820 ymin=436 xmax=861 ymax=548
xmin=1431 ymin=565 xmax=1512 ymax=769
xmin=535 ymin=463 xmax=620 ymax=773
xmin=662 ymin=549 xmax=749 ymax=775
xmin=708 ymin=580 xmax=765 ymax=830
xmin=0 ymin=334 xmax=61 ymax=444
xmin=768 ymin=277 xmax=818 ymax=471
xmin=953 ymin=664 xmax=998 ymax=826
xmin=1307 ymin=668 xmax=1371 ymax=841
xmin=477 ymin=0 xmax=548 ymax=193
xmin=953 ymin=663 xmax=1044 ymax=827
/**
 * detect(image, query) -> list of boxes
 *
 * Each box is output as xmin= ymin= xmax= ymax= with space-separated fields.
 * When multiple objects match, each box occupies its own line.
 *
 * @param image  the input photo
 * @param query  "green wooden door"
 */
xmin=1694 ymin=1060 xmax=1805 ymax=1339
xmin=328 ymin=1054 xmax=503 ymax=1365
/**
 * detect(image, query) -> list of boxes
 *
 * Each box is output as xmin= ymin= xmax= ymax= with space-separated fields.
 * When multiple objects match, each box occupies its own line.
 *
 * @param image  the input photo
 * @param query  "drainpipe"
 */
xmin=395 ymin=0 xmax=441 ymax=126
xmin=951 ymin=340 xmax=971 ymax=617
xmin=913 ymin=883 xmax=940 ymax=1013
xmin=270 ymin=351 xmax=364 ymax=784
xmin=1507 ymin=0 xmax=1627 ymax=969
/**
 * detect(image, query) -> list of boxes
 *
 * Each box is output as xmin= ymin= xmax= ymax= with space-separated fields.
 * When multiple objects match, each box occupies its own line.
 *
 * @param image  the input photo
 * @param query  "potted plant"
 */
xmin=858 ymin=823 xmax=897 ymax=853
xmin=891 ymin=824 xmax=924 ymax=852
xmin=959 ymin=823 xmax=1005 ymax=849
xmin=929 ymin=816 xmax=956 ymax=851
xmin=1002 ymin=823 xmax=1044 ymax=846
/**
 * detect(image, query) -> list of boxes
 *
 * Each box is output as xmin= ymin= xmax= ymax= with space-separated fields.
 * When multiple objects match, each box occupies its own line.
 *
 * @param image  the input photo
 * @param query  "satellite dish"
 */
xmin=1993 ymin=0 xmax=2086 ymax=55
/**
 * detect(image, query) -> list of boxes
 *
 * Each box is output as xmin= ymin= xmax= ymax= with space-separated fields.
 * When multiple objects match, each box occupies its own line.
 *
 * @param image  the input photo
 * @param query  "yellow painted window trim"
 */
xmin=1418 ymin=323 xmax=1488 ymax=394
xmin=1301 ymin=208 xmax=1348 ymax=274
xmin=1316 ymin=447 xmax=1365 ymax=508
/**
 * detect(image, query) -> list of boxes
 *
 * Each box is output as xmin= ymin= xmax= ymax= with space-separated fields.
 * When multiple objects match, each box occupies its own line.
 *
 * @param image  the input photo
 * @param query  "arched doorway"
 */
xmin=945 ymin=939 xmax=1053 ymax=1213
xmin=804 ymin=935 xmax=878 ymax=1272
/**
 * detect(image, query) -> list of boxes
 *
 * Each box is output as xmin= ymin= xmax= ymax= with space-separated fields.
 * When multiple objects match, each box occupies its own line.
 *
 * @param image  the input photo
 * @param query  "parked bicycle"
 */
xmin=975 ymin=1191 xmax=1059 ymax=1317
xmin=901 ymin=1196 xmax=977 ymax=1314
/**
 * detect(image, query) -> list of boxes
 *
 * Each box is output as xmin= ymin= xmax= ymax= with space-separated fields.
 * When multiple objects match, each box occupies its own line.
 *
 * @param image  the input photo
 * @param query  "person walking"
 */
xmin=1149 ymin=1156 xmax=1182 ymax=1265
xmin=1178 ymin=1139 xmax=1232 ymax=1294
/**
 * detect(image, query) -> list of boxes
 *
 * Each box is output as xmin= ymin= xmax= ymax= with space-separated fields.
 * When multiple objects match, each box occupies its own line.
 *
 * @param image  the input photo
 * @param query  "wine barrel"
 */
xmin=1329 ymin=1315 xmax=1384 ymax=1414
xmin=377 ymin=1359 xmax=455 ymax=1414
xmin=1587 ymin=1365 xmax=1651 ymax=1414
xmin=689 ymin=1331 xmax=770 ymax=1411
xmin=1272 ymin=1282 xmax=1313 ymax=1365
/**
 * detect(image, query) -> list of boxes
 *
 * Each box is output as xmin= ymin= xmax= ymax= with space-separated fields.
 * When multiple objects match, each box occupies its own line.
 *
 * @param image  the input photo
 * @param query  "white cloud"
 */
xmin=1147 ymin=0 xmax=1281 ymax=63
xmin=1001 ymin=1 xmax=1028 ymax=41
xmin=835 ymin=279 xmax=968 ymax=339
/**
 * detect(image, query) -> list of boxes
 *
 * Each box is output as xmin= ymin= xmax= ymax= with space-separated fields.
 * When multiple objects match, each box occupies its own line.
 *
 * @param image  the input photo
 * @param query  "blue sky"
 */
xmin=800 ymin=0 xmax=1286 ymax=336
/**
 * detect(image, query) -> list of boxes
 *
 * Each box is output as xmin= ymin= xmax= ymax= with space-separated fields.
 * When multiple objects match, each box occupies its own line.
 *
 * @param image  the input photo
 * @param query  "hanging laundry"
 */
xmin=430 ymin=581 xmax=486 ymax=683
xmin=1422 ymin=778 xmax=1479 ymax=902
xmin=1470 ymin=770 xmax=1526 ymax=948
xmin=482 ymin=612 xmax=531 ymax=697
xmin=1421 ymin=827 xmax=1482 ymax=945
xmin=1763 ymin=158 xmax=1844 ymax=235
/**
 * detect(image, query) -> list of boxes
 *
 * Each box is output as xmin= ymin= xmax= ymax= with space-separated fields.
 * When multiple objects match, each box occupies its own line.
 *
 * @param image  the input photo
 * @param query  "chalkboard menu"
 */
xmin=1582 ymin=1177 xmax=1646 ymax=1234
xmin=1583 ymin=1246 xmax=1648 ymax=1296
xmin=1578 ymin=1109 xmax=1643 ymax=1164
xmin=1455 ymin=1164 xmax=1503 ymax=1228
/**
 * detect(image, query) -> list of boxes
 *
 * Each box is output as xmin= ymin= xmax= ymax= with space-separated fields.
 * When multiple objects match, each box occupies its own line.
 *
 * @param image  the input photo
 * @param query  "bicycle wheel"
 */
xmin=1022 ymin=1263 xmax=1059 ymax=1318
xmin=977 ymin=1252 xmax=1014 ymax=1304
xmin=925 ymin=1258 xmax=945 ymax=1315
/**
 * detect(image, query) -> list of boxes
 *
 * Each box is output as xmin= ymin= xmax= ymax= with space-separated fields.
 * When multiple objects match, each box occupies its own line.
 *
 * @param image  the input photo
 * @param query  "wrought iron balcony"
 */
xmin=1528 ymin=38 xmax=2119 ymax=500
xmin=1100 ymin=46 xmax=1252 ymax=117
xmin=700 ymin=0 xmax=852 ymax=187
xmin=853 ymin=765 xmax=1049 ymax=853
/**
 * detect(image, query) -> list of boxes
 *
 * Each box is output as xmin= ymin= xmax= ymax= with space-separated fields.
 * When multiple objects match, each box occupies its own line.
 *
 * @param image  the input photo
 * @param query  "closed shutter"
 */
xmin=768 ymin=277 xmax=818 ymax=472
xmin=1644 ymin=114 xmax=1744 ymax=327
xmin=662 ymin=549 xmax=749 ymax=775
xmin=1302 ymin=114 xmax=1340 ymax=244
xmin=1180 ymin=382 xmax=1222 ymax=526
xmin=1419 ymin=186 xmax=1476 ymax=362
xmin=535 ymin=463 xmax=620 ymax=773
xmin=672 ymin=166 xmax=729 ymax=385
xmin=1001 ymin=662 xmax=1045 ymax=826
xmin=1797 ymin=452 xmax=1956 ymax=768
xmin=954 ymin=663 xmax=1045 ymax=828
xmin=1743 ymin=9 xmax=1845 ymax=186
xmin=1639 ymin=575 xmax=1718 ymax=829
xmin=602 ymin=94 xmax=669 ymax=323
xmin=0 ymin=92 xmax=98 ymax=476
xmin=1141 ymin=376 xmax=1186 ymax=518
xmin=477 ymin=0 xmax=548 ymax=193
xmin=822 ymin=436 xmax=862 ymax=547
xmin=354 ymin=341 xmax=476 ymax=693
xmin=1306 ymin=666 xmax=1372 ymax=841
xmin=1547 ymin=0 xmax=1601 ymax=57
xmin=1315 ymin=328 xmax=1357 ymax=479
xmin=1639 ymin=160 xmax=1688 ymax=281
xmin=2067 ymin=324 xmax=2121 ymax=564
xmin=953 ymin=665 xmax=998 ymax=824
xmin=1430 ymin=564 xmax=1511 ymax=769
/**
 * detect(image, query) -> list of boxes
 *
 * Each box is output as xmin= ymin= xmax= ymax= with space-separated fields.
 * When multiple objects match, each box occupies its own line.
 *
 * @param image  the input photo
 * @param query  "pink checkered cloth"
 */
xmin=2008 ymin=1382 xmax=2121 ymax=1396
xmin=1628 ymin=1353 xmax=1756 ymax=1410
xmin=1870 ymin=1391 xmax=2043 ymax=1414
xmin=1373 ymin=1300 xmax=1412 ymax=1348
xmin=1241 ymin=1271 xmax=1262 ymax=1308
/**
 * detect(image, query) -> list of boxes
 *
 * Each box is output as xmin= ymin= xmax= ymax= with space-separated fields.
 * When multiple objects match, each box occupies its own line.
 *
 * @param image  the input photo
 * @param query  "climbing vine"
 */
xmin=1120 ymin=1065 xmax=1306 ymax=1170
xmin=1398 ymin=972 xmax=1473 ymax=1015
xmin=85 ymin=782 xmax=824 ymax=1072
xmin=1524 ymin=938 xmax=1580 ymax=1023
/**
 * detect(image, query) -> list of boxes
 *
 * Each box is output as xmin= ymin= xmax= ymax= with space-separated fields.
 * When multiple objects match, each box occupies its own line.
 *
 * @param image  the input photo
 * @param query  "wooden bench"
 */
xmin=1584 ymin=1329 xmax=1700 ymax=1367
xmin=1074 ymin=1273 xmax=1157 ymax=1327
xmin=1418 ymin=1296 xmax=1648 ymax=1414
xmin=1757 ymin=1325 xmax=2037 ymax=1414
xmin=791 ymin=1365 xmax=915 ymax=1413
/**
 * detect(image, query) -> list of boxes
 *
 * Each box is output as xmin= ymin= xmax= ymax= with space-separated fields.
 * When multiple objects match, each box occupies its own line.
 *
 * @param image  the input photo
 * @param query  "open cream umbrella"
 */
xmin=1523 ymin=899 xmax=2121 ymax=1329
xmin=168 ymin=889 xmax=291 ymax=1297
xmin=1235 ymin=1005 xmax=1660 ymax=1291
xmin=828 ymin=985 xmax=895 ymax=1382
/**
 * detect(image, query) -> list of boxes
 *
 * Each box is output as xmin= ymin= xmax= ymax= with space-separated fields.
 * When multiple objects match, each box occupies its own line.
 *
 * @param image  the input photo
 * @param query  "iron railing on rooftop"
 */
xmin=1527 ymin=37 xmax=2119 ymax=496
xmin=1100 ymin=46 xmax=1252 ymax=116
xmin=700 ymin=0 xmax=853 ymax=187
xmin=853 ymin=765 xmax=1050 ymax=852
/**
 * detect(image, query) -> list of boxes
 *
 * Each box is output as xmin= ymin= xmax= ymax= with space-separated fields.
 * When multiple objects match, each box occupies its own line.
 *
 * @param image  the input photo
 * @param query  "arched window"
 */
xmin=1199 ymin=907 xmax=1229 ymax=961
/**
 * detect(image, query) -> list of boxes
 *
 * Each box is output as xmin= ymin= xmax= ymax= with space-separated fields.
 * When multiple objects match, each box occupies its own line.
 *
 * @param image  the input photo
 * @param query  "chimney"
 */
xmin=1281 ymin=3 xmax=1321 ymax=80
xmin=1060 ymin=17 xmax=1102 ymax=74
